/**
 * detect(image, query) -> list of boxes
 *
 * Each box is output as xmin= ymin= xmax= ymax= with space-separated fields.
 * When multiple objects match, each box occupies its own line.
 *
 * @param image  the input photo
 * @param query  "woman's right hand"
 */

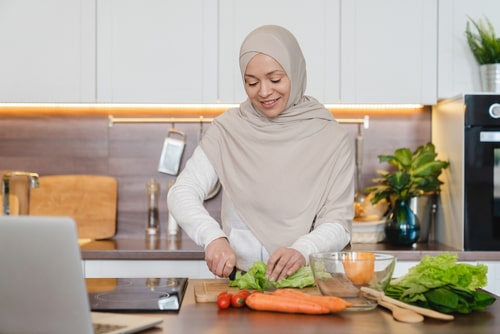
xmin=205 ymin=237 xmax=236 ymax=278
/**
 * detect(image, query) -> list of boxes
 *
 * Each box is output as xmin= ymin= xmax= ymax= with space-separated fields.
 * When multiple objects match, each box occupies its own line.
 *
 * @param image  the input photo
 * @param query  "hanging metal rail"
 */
xmin=108 ymin=115 xmax=369 ymax=128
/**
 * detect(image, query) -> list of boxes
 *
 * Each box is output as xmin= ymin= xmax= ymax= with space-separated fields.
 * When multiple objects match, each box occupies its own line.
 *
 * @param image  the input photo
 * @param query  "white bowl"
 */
xmin=351 ymin=220 xmax=386 ymax=243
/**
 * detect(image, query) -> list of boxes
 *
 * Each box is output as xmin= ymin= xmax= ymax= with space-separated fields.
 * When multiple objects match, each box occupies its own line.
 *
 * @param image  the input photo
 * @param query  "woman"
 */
xmin=167 ymin=25 xmax=354 ymax=282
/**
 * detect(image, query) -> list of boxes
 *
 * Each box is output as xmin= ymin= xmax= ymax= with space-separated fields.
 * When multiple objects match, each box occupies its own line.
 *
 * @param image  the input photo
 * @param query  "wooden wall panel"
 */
xmin=0 ymin=109 xmax=431 ymax=237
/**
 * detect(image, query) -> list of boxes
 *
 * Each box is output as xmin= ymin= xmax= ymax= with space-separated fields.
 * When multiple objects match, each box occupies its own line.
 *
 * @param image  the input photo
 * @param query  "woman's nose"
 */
xmin=258 ymin=82 xmax=272 ymax=97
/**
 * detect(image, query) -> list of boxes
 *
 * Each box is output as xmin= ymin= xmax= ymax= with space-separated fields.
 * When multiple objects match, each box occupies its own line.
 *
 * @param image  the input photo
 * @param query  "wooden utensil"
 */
xmin=378 ymin=299 xmax=424 ymax=323
xmin=361 ymin=287 xmax=454 ymax=321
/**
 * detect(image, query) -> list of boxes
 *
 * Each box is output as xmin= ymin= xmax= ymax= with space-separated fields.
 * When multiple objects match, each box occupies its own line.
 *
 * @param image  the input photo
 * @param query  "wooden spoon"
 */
xmin=378 ymin=300 xmax=424 ymax=323
xmin=360 ymin=287 xmax=454 ymax=321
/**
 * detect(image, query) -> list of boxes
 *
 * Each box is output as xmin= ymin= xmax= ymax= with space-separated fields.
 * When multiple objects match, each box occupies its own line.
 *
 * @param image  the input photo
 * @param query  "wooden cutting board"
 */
xmin=29 ymin=175 xmax=118 ymax=239
xmin=194 ymin=279 xmax=321 ymax=303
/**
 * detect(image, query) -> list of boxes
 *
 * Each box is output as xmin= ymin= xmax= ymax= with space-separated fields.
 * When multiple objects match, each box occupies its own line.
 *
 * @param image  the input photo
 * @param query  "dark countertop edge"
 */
xmin=80 ymin=239 xmax=500 ymax=261
xmin=81 ymin=249 xmax=205 ymax=260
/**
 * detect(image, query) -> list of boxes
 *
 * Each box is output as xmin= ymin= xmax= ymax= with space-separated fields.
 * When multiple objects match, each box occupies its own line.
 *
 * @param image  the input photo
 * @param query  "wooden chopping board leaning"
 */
xmin=30 ymin=175 xmax=118 ymax=240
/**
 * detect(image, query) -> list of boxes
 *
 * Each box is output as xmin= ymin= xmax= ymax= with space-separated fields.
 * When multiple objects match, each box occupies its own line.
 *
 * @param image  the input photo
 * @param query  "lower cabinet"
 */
xmin=82 ymin=260 xmax=214 ymax=279
xmin=82 ymin=259 xmax=500 ymax=296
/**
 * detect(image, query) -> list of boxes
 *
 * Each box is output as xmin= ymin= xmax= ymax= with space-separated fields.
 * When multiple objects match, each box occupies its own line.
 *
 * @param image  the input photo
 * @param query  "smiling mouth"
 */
xmin=261 ymin=97 xmax=280 ymax=106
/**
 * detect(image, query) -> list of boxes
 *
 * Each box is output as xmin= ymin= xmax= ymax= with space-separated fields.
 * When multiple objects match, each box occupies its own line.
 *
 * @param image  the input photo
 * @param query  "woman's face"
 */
xmin=243 ymin=53 xmax=291 ymax=118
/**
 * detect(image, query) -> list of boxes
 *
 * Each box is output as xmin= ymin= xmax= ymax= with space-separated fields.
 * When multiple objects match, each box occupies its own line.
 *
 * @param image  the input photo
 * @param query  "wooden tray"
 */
xmin=194 ymin=279 xmax=321 ymax=303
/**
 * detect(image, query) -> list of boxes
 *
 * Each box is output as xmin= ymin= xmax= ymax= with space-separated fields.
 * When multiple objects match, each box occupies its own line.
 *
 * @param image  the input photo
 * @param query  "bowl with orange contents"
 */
xmin=309 ymin=252 xmax=396 ymax=311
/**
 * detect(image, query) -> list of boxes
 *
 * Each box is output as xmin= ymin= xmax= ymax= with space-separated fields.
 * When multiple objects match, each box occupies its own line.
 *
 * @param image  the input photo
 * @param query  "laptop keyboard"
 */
xmin=93 ymin=322 xmax=127 ymax=334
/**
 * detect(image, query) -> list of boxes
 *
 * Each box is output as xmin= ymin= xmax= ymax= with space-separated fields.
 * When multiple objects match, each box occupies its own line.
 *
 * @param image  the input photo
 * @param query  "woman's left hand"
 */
xmin=266 ymin=247 xmax=305 ymax=282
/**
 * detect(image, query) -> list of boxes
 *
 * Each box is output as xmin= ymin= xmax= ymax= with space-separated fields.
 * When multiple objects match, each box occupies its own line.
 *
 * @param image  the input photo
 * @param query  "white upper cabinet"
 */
xmin=0 ymin=0 xmax=95 ymax=102
xmin=438 ymin=0 xmax=500 ymax=99
xmin=5 ymin=0 xmax=484 ymax=104
xmin=97 ymin=0 xmax=218 ymax=103
xmin=340 ymin=0 xmax=438 ymax=104
xmin=217 ymin=0 xmax=340 ymax=104
xmin=218 ymin=0 xmax=437 ymax=105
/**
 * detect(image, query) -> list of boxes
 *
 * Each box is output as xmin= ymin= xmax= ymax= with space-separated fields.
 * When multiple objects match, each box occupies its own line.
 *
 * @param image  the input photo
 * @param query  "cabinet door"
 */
xmin=97 ymin=0 xmax=218 ymax=103
xmin=438 ymin=0 xmax=500 ymax=99
xmin=341 ymin=0 xmax=438 ymax=104
xmin=218 ymin=0 xmax=340 ymax=104
xmin=0 ymin=0 xmax=95 ymax=102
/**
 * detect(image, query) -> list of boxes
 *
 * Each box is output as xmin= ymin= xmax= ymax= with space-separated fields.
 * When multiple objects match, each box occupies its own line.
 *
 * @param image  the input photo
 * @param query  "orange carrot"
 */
xmin=245 ymin=292 xmax=331 ymax=315
xmin=273 ymin=289 xmax=352 ymax=312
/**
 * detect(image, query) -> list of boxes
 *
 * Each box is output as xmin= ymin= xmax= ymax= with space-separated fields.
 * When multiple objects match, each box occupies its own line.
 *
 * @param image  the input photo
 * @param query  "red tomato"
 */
xmin=217 ymin=293 xmax=232 ymax=310
xmin=231 ymin=293 xmax=245 ymax=308
xmin=217 ymin=291 xmax=229 ymax=298
xmin=238 ymin=290 xmax=250 ymax=299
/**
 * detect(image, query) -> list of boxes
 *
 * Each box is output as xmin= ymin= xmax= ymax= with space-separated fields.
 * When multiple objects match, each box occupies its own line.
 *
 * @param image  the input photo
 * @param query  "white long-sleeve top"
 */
xmin=167 ymin=146 xmax=351 ymax=272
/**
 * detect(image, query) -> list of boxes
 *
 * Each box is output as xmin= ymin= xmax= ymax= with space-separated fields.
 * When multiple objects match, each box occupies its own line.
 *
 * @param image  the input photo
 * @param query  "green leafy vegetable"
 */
xmin=385 ymin=253 xmax=496 ymax=314
xmin=274 ymin=265 xmax=316 ymax=289
xmin=229 ymin=261 xmax=316 ymax=290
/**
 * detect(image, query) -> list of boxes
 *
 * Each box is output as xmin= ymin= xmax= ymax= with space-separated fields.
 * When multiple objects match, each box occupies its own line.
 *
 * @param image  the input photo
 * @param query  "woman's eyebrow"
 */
xmin=244 ymin=70 xmax=285 ymax=78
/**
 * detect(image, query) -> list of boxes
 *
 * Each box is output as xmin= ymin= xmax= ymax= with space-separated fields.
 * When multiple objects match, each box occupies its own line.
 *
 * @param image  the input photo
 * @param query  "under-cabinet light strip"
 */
xmin=0 ymin=103 xmax=423 ymax=110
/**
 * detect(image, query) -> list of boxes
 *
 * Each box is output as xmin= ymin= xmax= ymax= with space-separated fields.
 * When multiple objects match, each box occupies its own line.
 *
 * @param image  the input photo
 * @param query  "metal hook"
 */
xmin=199 ymin=116 xmax=204 ymax=141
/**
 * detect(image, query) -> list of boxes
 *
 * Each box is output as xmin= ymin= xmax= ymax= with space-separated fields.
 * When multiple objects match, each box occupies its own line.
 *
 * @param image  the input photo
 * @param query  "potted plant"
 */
xmin=365 ymin=142 xmax=449 ymax=246
xmin=465 ymin=16 xmax=500 ymax=92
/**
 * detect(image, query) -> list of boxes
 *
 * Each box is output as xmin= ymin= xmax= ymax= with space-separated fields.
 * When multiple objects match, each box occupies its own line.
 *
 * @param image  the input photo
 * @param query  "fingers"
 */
xmin=205 ymin=237 xmax=236 ymax=278
xmin=266 ymin=247 xmax=306 ymax=282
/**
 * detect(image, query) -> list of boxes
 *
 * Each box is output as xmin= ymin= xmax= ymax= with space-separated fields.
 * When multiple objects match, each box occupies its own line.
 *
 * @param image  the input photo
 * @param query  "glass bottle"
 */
xmin=146 ymin=178 xmax=160 ymax=236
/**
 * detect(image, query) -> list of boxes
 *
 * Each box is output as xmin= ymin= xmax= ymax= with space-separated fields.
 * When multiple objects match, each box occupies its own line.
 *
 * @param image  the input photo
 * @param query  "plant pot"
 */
xmin=385 ymin=199 xmax=420 ymax=246
xmin=410 ymin=194 xmax=437 ymax=243
xmin=479 ymin=64 xmax=500 ymax=92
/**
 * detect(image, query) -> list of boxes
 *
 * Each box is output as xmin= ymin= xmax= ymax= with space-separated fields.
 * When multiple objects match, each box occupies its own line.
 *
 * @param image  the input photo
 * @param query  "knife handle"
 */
xmin=228 ymin=267 xmax=237 ymax=280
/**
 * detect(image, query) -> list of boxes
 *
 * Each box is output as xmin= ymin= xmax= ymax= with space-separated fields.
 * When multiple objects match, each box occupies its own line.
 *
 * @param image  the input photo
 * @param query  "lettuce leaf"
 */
xmin=386 ymin=253 xmax=495 ymax=314
xmin=275 ymin=265 xmax=316 ymax=289
xmin=229 ymin=261 xmax=269 ymax=290
xmin=229 ymin=261 xmax=315 ymax=290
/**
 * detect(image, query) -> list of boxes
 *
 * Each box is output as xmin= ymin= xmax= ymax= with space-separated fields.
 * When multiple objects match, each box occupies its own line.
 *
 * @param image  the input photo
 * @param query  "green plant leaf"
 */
xmin=367 ymin=141 xmax=449 ymax=204
xmin=393 ymin=148 xmax=412 ymax=169
xmin=465 ymin=16 xmax=500 ymax=64
xmin=413 ymin=161 xmax=450 ymax=177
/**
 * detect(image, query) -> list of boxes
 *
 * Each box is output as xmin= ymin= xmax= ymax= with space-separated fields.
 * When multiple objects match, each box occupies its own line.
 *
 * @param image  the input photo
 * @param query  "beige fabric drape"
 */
xmin=201 ymin=25 xmax=354 ymax=253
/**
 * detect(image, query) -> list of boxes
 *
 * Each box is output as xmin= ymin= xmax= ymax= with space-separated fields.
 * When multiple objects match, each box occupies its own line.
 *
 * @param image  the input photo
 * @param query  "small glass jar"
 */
xmin=146 ymin=178 xmax=160 ymax=236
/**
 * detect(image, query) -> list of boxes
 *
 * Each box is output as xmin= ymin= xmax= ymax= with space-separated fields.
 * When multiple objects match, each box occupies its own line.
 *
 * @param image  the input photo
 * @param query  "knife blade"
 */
xmin=263 ymin=279 xmax=277 ymax=292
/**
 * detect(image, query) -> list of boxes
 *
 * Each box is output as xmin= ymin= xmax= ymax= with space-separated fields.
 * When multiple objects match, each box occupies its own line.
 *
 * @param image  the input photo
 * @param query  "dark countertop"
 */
xmin=80 ymin=230 xmax=500 ymax=262
xmin=80 ymin=232 xmax=205 ymax=260
xmin=135 ymin=279 xmax=499 ymax=334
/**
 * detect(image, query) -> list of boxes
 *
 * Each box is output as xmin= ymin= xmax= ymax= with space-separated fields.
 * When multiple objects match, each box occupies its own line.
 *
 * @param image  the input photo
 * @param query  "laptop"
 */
xmin=0 ymin=215 xmax=163 ymax=334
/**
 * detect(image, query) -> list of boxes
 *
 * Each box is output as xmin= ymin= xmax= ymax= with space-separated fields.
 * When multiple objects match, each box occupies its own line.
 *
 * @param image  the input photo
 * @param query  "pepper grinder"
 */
xmin=146 ymin=178 xmax=160 ymax=236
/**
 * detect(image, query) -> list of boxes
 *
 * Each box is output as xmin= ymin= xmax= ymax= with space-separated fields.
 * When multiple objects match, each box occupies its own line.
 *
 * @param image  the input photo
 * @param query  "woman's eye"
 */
xmin=247 ymin=82 xmax=258 ymax=87
xmin=271 ymin=79 xmax=281 ymax=84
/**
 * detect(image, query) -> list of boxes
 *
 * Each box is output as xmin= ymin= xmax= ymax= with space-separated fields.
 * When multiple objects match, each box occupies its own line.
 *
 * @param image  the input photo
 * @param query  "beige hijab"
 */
xmin=201 ymin=25 xmax=353 ymax=254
